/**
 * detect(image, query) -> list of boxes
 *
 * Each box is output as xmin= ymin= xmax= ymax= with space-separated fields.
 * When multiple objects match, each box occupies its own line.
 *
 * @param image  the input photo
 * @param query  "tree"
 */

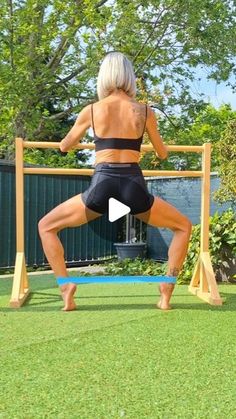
xmin=0 ymin=0 xmax=235 ymax=165
xmin=214 ymin=119 xmax=236 ymax=203
xmin=140 ymin=104 xmax=236 ymax=170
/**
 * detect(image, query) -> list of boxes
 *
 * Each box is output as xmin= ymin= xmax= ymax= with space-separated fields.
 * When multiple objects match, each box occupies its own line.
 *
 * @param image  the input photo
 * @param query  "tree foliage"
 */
xmin=214 ymin=119 xmax=236 ymax=203
xmin=0 ymin=0 xmax=235 ymax=164
xmin=140 ymin=104 xmax=236 ymax=170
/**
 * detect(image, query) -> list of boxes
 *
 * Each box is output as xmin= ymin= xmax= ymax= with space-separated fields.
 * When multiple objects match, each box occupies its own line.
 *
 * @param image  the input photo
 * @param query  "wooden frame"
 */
xmin=188 ymin=143 xmax=222 ymax=305
xmin=10 ymin=138 xmax=223 ymax=307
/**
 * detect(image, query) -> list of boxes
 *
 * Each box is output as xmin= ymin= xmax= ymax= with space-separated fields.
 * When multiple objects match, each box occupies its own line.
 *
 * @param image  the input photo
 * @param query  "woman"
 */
xmin=38 ymin=52 xmax=192 ymax=311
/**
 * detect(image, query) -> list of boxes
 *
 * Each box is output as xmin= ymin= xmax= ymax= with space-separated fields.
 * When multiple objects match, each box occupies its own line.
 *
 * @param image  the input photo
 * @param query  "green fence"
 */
xmin=0 ymin=161 xmax=118 ymax=269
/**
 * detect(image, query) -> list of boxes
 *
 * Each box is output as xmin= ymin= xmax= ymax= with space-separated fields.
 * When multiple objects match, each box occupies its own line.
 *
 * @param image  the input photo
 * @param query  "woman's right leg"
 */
xmin=38 ymin=194 xmax=102 ymax=311
xmin=135 ymin=197 xmax=192 ymax=309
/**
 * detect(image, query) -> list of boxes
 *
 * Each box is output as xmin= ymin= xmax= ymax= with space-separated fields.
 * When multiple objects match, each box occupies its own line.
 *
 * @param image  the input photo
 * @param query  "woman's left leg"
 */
xmin=135 ymin=197 xmax=192 ymax=309
xmin=38 ymin=194 xmax=102 ymax=310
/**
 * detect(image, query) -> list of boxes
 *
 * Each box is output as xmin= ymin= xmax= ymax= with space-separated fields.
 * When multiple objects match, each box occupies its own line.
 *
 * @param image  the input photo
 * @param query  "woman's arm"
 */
xmin=60 ymin=105 xmax=91 ymax=152
xmin=146 ymin=106 xmax=168 ymax=160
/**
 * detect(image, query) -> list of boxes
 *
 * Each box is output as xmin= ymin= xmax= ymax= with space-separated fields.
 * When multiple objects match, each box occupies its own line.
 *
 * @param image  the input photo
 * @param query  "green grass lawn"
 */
xmin=0 ymin=274 xmax=236 ymax=419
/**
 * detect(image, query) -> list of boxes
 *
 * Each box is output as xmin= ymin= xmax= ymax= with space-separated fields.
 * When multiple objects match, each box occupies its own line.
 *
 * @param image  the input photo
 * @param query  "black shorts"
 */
xmin=81 ymin=163 xmax=154 ymax=215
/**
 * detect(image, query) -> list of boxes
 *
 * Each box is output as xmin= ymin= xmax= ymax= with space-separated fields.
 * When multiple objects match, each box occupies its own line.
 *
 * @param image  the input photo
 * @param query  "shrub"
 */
xmin=179 ymin=208 xmax=236 ymax=283
xmin=104 ymin=257 xmax=167 ymax=277
xmin=105 ymin=209 xmax=236 ymax=284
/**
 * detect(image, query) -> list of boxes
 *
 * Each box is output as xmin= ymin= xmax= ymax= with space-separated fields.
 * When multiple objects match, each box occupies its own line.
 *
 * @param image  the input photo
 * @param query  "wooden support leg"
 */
xmin=188 ymin=253 xmax=223 ymax=305
xmin=201 ymin=252 xmax=223 ymax=305
xmin=10 ymin=252 xmax=30 ymax=308
xmin=190 ymin=257 xmax=200 ymax=288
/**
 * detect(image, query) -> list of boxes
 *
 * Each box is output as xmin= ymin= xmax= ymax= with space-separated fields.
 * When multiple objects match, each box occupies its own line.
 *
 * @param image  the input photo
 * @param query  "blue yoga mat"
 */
xmin=57 ymin=275 xmax=177 ymax=286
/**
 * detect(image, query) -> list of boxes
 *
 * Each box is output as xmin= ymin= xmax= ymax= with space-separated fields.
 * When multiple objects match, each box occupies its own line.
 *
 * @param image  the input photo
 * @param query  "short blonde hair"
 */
xmin=97 ymin=52 xmax=137 ymax=100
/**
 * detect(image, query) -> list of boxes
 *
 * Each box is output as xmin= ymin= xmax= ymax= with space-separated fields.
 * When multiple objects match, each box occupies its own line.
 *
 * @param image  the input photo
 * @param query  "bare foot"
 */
xmin=157 ymin=283 xmax=175 ymax=310
xmin=60 ymin=283 xmax=77 ymax=311
xmin=157 ymin=298 xmax=172 ymax=310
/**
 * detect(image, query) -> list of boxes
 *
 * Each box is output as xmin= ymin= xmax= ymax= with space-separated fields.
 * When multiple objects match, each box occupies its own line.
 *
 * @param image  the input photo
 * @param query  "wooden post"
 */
xmin=10 ymin=138 xmax=29 ymax=307
xmin=189 ymin=143 xmax=223 ymax=305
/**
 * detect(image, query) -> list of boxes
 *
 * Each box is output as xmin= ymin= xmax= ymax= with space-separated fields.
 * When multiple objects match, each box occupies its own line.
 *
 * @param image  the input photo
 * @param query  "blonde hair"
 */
xmin=97 ymin=52 xmax=137 ymax=100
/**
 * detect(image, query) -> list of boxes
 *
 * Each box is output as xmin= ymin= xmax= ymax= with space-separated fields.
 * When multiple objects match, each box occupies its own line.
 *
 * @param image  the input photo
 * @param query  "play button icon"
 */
xmin=108 ymin=198 xmax=130 ymax=222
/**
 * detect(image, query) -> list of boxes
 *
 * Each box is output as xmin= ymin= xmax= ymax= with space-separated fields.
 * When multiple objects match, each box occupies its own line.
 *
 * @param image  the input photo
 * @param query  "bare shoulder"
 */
xmin=135 ymin=102 xmax=153 ymax=118
xmin=130 ymin=101 xmax=149 ymax=116
xmin=75 ymin=103 xmax=92 ymax=123
xmin=80 ymin=103 xmax=93 ymax=115
xmin=91 ymin=98 xmax=106 ymax=108
xmin=146 ymin=104 xmax=155 ymax=119
xmin=89 ymin=100 xmax=109 ymax=116
xmin=146 ymin=105 xmax=158 ymax=126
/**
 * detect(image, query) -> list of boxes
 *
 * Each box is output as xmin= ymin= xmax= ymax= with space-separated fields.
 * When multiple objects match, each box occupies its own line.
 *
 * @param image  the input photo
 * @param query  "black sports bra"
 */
xmin=91 ymin=103 xmax=147 ymax=152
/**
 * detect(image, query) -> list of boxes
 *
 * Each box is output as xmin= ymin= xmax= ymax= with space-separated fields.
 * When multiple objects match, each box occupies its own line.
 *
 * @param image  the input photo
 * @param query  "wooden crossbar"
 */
xmin=10 ymin=138 xmax=223 ymax=308
xmin=23 ymin=140 xmax=204 ymax=153
xmin=23 ymin=167 xmax=203 ymax=177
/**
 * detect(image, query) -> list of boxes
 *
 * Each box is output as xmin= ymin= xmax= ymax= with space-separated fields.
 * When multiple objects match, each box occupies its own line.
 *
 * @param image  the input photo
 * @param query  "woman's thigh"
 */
xmin=134 ymin=196 xmax=190 ymax=230
xmin=39 ymin=193 xmax=102 ymax=232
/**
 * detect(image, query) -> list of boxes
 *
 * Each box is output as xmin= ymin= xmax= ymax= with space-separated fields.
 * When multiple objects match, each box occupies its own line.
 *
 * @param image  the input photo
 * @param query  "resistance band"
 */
xmin=57 ymin=275 xmax=177 ymax=286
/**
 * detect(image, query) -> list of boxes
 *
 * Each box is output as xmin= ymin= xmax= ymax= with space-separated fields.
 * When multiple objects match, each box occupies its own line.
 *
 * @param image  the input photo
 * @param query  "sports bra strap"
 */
xmin=91 ymin=103 xmax=96 ymax=135
xmin=141 ymin=103 xmax=148 ymax=137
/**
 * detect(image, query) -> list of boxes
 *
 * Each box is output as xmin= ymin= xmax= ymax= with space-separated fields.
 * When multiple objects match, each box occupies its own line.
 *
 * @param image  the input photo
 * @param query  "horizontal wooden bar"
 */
xmin=22 ymin=140 xmax=204 ymax=153
xmin=23 ymin=167 xmax=203 ymax=177
xmin=24 ymin=168 xmax=93 ymax=176
xmin=144 ymin=170 xmax=203 ymax=177
xmin=142 ymin=144 xmax=204 ymax=152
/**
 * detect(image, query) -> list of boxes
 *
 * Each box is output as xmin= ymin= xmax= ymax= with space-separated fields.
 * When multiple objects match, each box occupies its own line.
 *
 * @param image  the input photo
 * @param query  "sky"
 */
xmin=190 ymin=71 xmax=236 ymax=110
xmin=150 ymin=64 xmax=236 ymax=111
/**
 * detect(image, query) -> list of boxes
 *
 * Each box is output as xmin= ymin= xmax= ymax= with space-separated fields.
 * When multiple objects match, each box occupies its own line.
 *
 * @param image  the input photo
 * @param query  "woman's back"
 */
xmin=92 ymin=92 xmax=148 ymax=164
xmin=92 ymin=95 xmax=147 ymax=139
xmin=59 ymin=90 xmax=167 ymax=163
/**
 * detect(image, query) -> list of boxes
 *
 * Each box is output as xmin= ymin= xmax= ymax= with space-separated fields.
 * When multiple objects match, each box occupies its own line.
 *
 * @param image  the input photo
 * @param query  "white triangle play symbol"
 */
xmin=108 ymin=198 xmax=130 ymax=222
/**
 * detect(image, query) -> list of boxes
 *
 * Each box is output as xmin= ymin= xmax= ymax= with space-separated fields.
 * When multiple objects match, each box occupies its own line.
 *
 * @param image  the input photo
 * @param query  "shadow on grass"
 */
xmin=0 ymin=303 xmax=233 ymax=313
xmin=1 ymin=291 xmax=235 ymax=312
xmin=0 ymin=280 xmax=57 ymax=297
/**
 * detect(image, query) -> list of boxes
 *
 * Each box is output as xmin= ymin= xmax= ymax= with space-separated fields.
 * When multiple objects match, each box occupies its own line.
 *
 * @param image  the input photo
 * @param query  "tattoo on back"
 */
xmin=131 ymin=103 xmax=146 ymax=134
